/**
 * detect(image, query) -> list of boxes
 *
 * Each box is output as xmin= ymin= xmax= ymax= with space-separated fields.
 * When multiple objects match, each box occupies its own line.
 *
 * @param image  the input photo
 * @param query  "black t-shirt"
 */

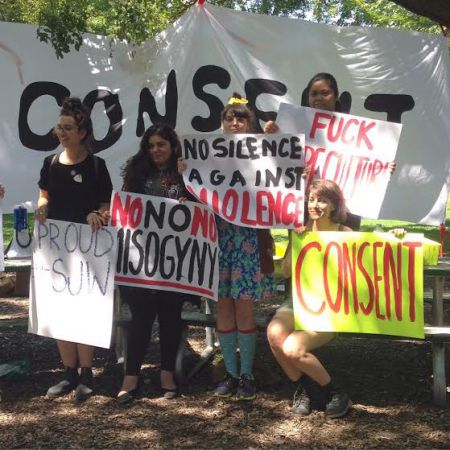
xmin=38 ymin=153 xmax=113 ymax=224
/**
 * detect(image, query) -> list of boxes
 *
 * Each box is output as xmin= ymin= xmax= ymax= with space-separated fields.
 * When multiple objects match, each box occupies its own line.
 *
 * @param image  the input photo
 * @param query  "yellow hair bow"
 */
xmin=228 ymin=96 xmax=248 ymax=105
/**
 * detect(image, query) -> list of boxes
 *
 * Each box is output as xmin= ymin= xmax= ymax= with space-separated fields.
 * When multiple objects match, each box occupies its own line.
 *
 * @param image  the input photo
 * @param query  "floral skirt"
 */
xmin=217 ymin=217 xmax=275 ymax=301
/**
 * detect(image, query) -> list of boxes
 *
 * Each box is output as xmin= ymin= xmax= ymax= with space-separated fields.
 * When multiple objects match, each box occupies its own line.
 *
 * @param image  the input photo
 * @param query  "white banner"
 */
xmin=110 ymin=191 xmax=219 ymax=300
xmin=0 ymin=3 xmax=449 ymax=224
xmin=181 ymin=133 xmax=305 ymax=228
xmin=277 ymin=104 xmax=402 ymax=218
xmin=29 ymin=220 xmax=116 ymax=348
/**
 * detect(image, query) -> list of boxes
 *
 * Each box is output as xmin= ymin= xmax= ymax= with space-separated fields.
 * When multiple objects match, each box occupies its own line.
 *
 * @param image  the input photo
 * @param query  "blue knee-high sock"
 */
xmin=238 ymin=329 xmax=257 ymax=377
xmin=217 ymin=329 xmax=238 ymax=378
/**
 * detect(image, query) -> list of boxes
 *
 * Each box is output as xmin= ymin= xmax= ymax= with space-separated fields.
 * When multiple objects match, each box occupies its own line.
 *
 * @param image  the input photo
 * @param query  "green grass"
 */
xmin=272 ymin=199 xmax=450 ymax=252
xmin=3 ymin=205 xmax=449 ymax=253
xmin=2 ymin=214 xmax=34 ymax=247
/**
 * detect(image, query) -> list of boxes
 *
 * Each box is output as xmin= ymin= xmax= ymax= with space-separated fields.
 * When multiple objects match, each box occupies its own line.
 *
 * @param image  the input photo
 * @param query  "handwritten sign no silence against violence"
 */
xmin=292 ymin=232 xmax=424 ymax=339
xmin=111 ymin=192 xmax=219 ymax=300
xmin=29 ymin=220 xmax=117 ymax=348
xmin=278 ymin=105 xmax=402 ymax=219
xmin=181 ymin=134 xmax=306 ymax=229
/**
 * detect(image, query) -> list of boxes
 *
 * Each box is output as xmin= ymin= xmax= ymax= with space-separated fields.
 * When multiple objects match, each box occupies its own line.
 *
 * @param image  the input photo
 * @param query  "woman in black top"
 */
xmin=36 ymin=97 xmax=112 ymax=401
xmin=117 ymin=123 xmax=191 ymax=403
xmin=264 ymin=72 xmax=396 ymax=230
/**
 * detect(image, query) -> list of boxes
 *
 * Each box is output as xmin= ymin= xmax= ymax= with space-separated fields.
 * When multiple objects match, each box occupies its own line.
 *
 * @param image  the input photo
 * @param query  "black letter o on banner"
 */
xmin=18 ymin=82 xmax=70 ymax=151
xmin=168 ymin=205 xmax=191 ymax=232
xmin=83 ymin=89 xmax=123 ymax=153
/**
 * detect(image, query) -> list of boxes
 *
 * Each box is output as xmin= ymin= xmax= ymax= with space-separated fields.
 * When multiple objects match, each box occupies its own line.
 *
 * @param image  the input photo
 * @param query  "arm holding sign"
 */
xmin=34 ymin=98 xmax=113 ymax=401
xmin=117 ymin=123 xmax=193 ymax=403
xmin=267 ymin=179 xmax=352 ymax=418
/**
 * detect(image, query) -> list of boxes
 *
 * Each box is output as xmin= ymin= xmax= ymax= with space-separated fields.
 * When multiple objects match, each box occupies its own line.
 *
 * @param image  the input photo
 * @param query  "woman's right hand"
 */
xmin=35 ymin=205 xmax=48 ymax=224
xmin=293 ymin=225 xmax=307 ymax=235
xmin=177 ymin=157 xmax=187 ymax=174
xmin=263 ymin=120 xmax=279 ymax=134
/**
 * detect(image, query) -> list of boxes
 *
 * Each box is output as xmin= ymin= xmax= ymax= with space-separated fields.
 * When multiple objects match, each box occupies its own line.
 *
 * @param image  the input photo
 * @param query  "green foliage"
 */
xmin=0 ymin=0 xmax=446 ymax=57
xmin=311 ymin=0 xmax=440 ymax=33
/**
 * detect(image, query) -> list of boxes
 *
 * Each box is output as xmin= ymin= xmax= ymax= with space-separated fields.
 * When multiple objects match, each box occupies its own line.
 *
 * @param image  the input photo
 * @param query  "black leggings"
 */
xmin=120 ymin=286 xmax=185 ymax=376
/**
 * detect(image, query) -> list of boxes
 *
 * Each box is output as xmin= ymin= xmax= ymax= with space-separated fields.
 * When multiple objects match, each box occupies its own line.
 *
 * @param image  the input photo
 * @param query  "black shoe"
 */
xmin=75 ymin=367 xmax=93 ymax=402
xmin=235 ymin=374 xmax=256 ymax=401
xmin=291 ymin=381 xmax=311 ymax=416
xmin=47 ymin=367 xmax=78 ymax=398
xmin=213 ymin=373 xmax=239 ymax=397
xmin=324 ymin=385 xmax=352 ymax=419
xmin=161 ymin=387 xmax=178 ymax=400
xmin=117 ymin=388 xmax=138 ymax=405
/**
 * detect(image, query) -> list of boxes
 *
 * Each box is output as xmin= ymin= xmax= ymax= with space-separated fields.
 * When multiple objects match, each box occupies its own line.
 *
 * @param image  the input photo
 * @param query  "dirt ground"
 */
xmin=0 ymin=289 xmax=449 ymax=449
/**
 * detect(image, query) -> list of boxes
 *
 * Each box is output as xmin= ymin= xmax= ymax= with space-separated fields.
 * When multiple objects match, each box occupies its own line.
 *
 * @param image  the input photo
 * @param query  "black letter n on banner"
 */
xmin=136 ymin=70 xmax=178 ymax=136
xmin=19 ymin=82 xmax=70 ymax=151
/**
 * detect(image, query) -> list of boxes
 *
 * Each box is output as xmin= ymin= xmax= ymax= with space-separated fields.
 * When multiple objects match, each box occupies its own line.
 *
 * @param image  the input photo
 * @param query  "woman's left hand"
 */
xmin=87 ymin=210 xmax=108 ymax=230
xmin=388 ymin=161 xmax=397 ymax=175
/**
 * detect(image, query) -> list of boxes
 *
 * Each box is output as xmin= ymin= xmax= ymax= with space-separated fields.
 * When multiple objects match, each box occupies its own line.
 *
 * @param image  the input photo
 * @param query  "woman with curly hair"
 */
xmin=36 ymin=97 xmax=112 ymax=401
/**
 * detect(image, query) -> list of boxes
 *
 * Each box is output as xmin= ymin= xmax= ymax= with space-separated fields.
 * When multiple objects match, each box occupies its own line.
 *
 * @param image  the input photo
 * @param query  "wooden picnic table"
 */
xmin=2 ymin=256 xmax=450 ymax=406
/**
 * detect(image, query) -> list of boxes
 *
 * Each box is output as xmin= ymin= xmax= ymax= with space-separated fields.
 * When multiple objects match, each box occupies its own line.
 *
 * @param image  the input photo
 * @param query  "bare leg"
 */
xmin=267 ymin=310 xmax=335 ymax=385
xmin=267 ymin=311 xmax=301 ymax=381
xmin=119 ymin=375 xmax=138 ymax=393
xmin=217 ymin=297 xmax=236 ymax=330
xmin=77 ymin=344 xmax=94 ymax=368
xmin=160 ymin=370 xmax=176 ymax=390
xmin=282 ymin=330 xmax=335 ymax=386
xmin=56 ymin=340 xmax=78 ymax=368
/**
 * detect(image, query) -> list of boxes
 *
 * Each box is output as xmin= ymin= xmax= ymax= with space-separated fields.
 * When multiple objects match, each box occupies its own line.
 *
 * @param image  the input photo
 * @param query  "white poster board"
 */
xmin=29 ymin=220 xmax=117 ymax=348
xmin=111 ymin=191 xmax=219 ymax=300
xmin=277 ymin=104 xmax=402 ymax=218
xmin=181 ymin=133 xmax=305 ymax=228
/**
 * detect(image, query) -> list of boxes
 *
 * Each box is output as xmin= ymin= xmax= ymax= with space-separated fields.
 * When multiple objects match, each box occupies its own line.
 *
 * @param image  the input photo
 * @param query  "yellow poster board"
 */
xmin=292 ymin=232 xmax=424 ymax=339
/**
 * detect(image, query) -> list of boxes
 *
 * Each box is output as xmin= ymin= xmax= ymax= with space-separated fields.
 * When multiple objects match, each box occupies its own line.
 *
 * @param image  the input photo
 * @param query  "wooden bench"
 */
xmin=173 ymin=305 xmax=450 ymax=407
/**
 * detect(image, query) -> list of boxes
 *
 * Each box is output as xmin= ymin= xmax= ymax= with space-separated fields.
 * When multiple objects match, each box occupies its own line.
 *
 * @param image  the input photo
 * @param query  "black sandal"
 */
xmin=161 ymin=387 xmax=178 ymax=399
xmin=117 ymin=388 xmax=138 ymax=405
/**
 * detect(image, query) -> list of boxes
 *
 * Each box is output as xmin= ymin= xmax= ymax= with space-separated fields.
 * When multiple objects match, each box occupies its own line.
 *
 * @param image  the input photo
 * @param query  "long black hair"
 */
xmin=302 ymin=72 xmax=341 ymax=112
xmin=121 ymin=123 xmax=181 ymax=192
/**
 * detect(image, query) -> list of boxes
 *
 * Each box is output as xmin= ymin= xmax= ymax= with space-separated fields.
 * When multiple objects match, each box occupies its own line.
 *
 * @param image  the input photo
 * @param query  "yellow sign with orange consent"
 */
xmin=292 ymin=232 xmax=424 ymax=338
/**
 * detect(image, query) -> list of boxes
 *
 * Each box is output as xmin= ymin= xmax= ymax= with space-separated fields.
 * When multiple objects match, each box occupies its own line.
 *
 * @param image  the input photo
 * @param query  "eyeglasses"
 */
xmin=309 ymin=89 xmax=334 ymax=98
xmin=53 ymin=124 xmax=77 ymax=133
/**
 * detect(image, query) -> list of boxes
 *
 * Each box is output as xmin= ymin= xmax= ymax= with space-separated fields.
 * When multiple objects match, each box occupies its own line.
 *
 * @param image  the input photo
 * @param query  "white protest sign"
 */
xmin=277 ymin=104 xmax=402 ymax=219
xmin=110 ymin=191 xmax=219 ymax=300
xmin=29 ymin=219 xmax=116 ymax=348
xmin=181 ymin=134 xmax=305 ymax=228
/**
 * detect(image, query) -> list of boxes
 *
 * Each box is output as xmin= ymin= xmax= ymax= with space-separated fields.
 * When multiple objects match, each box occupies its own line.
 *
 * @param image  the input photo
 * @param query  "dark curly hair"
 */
xmin=221 ymin=92 xmax=257 ymax=132
xmin=121 ymin=123 xmax=181 ymax=192
xmin=59 ymin=97 xmax=93 ymax=142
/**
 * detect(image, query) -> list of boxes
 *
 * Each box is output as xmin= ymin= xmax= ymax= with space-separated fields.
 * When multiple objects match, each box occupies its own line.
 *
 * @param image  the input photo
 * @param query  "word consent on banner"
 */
xmin=292 ymin=232 xmax=424 ymax=339
xmin=29 ymin=220 xmax=117 ymax=348
xmin=111 ymin=192 xmax=219 ymax=300
xmin=278 ymin=105 xmax=402 ymax=219
xmin=181 ymin=134 xmax=305 ymax=228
